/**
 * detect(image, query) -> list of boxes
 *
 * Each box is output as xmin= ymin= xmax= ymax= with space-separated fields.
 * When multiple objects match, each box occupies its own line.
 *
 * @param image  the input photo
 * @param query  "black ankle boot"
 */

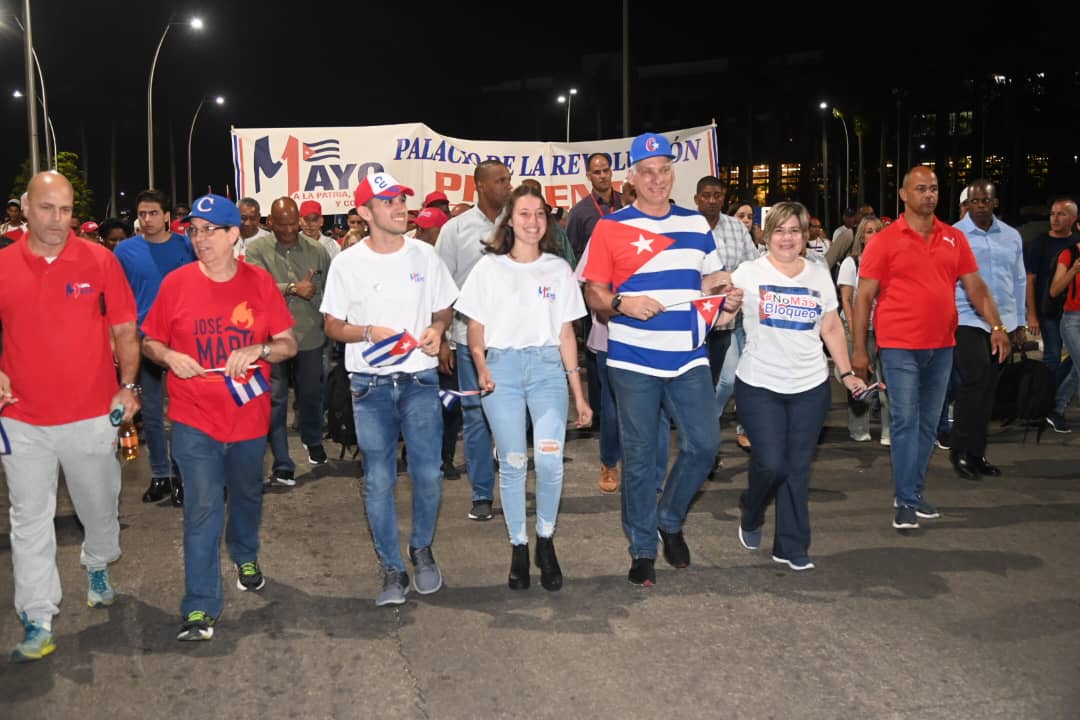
xmin=170 ymin=476 xmax=184 ymax=507
xmin=534 ymin=536 xmax=562 ymax=591
xmin=508 ymin=543 xmax=530 ymax=590
xmin=142 ymin=477 xmax=170 ymax=503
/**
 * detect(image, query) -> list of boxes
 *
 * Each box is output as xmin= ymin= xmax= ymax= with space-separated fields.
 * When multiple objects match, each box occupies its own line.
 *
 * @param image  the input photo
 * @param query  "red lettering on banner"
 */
xmin=547 ymin=184 xmax=570 ymax=209
xmin=569 ymin=184 xmax=591 ymax=204
xmin=435 ymin=172 xmax=462 ymax=195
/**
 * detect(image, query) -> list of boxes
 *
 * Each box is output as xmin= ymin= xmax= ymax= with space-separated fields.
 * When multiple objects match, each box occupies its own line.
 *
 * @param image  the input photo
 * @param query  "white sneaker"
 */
xmin=850 ymin=432 xmax=871 ymax=442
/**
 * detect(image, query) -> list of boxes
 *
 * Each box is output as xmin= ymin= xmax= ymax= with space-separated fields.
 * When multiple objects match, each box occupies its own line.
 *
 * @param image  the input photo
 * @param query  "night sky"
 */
xmin=0 ymin=1 xmax=1072 ymax=217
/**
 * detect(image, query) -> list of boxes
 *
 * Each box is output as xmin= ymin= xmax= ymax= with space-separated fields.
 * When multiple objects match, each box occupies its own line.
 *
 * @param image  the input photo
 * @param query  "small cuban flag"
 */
xmin=0 ymin=398 xmax=18 ymax=455
xmin=362 ymin=330 xmax=419 ymax=368
xmin=438 ymin=388 xmax=488 ymax=409
xmin=689 ymin=294 xmax=726 ymax=349
xmin=224 ymin=367 xmax=271 ymax=407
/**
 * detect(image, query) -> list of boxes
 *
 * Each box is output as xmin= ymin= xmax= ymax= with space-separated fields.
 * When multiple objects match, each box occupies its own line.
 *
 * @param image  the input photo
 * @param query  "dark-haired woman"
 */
xmin=456 ymin=186 xmax=592 ymax=591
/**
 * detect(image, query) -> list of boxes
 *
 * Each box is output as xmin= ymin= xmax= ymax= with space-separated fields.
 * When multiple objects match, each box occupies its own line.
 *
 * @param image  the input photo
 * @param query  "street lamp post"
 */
xmin=556 ymin=88 xmax=578 ymax=142
xmin=187 ymin=95 xmax=224 ymax=205
xmin=148 ymin=16 xmax=202 ymax=189
xmin=833 ymin=108 xmax=851 ymax=214
xmin=13 ymin=89 xmax=57 ymax=170
xmin=819 ymin=101 xmax=830 ymax=230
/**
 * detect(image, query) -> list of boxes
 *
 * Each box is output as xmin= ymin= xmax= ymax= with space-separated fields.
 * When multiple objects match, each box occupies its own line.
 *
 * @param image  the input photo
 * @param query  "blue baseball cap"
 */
xmin=629 ymin=132 xmax=676 ymax=165
xmin=184 ymin=194 xmax=241 ymax=226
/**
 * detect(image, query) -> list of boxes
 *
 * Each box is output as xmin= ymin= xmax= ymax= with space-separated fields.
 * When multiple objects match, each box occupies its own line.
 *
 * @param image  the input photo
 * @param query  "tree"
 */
xmin=10 ymin=152 xmax=95 ymax=220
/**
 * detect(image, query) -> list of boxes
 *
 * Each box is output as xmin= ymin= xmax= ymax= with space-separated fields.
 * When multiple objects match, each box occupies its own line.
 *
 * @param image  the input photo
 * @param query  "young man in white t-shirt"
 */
xmin=321 ymin=173 xmax=458 ymax=607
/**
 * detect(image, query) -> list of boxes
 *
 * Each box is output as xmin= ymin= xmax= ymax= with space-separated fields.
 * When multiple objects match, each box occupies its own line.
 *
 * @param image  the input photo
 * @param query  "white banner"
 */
xmin=230 ymin=123 xmax=718 ymax=215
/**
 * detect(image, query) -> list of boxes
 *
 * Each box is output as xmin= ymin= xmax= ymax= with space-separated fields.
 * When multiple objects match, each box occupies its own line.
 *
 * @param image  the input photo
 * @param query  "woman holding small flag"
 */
xmin=731 ymin=201 xmax=866 ymax=571
xmin=456 ymin=184 xmax=592 ymax=591
xmin=142 ymin=194 xmax=297 ymax=642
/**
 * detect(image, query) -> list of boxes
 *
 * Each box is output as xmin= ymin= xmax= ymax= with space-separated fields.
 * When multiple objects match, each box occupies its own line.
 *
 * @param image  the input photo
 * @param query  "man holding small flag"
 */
xmin=322 ymin=172 xmax=457 ymax=607
xmin=142 ymin=194 xmax=297 ymax=642
xmin=582 ymin=133 xmax=742 ymax=586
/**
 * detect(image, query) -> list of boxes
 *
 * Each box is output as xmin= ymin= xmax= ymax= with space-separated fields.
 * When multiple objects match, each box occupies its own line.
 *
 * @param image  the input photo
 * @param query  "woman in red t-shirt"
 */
xmin=1048 ymin=242 xmax=1080 ymax=427
xmin=142 ymin=195 xmax=296 ymax=643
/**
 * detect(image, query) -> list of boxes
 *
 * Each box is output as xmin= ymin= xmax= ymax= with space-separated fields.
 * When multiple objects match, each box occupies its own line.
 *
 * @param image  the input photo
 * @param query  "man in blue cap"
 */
xmin=581 ymin=133 xmax=742 ymax=585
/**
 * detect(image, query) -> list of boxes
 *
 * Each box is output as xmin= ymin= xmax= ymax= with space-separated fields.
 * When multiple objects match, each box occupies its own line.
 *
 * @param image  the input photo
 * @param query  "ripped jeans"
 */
xmin=481 ymin=346 xmax=569 ymax=546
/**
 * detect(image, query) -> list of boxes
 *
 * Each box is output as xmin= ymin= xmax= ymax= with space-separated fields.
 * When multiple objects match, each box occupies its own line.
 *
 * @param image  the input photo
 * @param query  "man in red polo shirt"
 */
xmin=0 ymin=171 xmax=140 ymax=662
xmin=852 ymin=166 xmax=1009 ymax=531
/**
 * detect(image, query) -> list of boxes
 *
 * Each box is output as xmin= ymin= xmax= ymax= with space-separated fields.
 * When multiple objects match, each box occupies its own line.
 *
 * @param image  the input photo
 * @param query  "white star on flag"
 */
xmin=701 ymin=301 xmax=714 ymax=312
xmin=631 ymin=235 xmax=654 ymax=255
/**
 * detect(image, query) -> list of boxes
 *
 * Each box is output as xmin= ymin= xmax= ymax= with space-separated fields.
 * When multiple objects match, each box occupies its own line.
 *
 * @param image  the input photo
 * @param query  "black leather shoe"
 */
xmin=659 ymin=528 xmax=690 ymax=568
xmin=970 ymin=456 xmax=1001 ymax=477
xmin=628 ymin=558 xmax=656 ymax=586
xmin=949 ymin=450 xmax=980 ymax=480
xmin=508 ymin=543 xmax=530 ymax=590
xmin=170 ymin=476 xmax=184 ymax=507
xmin=142 ymin=477 xmax=170 ymax=503
xmin=534 ymin=536 xmax=562 ymax=591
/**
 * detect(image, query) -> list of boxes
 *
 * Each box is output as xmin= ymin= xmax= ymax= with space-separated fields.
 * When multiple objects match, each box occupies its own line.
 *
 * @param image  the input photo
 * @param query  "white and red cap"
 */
xmin=299 ymin=200 xmax=323 ymax=217
xmin=354 ymin=172 xmax=414 ymax=207
xmin=80 ymin=221 xmax=100 ymax=234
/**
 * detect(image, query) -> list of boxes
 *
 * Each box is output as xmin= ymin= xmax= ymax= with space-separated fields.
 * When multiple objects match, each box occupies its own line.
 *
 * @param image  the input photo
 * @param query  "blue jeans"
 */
xmin=879 ymin=348 xmax=954 ymax=507
xmin=608 ymin=365 xmax=719 ymax=559
xmin=455 ymin=344 xmax=495 ymax=502
xmin=481 ymin=346 xmax=567 ymax=545
xmin=736 ymin=379 xmax=831 ymax=559
xmin=715 ymin=323 xmax=746 ymax=422
xmin=595 ymin=351 xmax=621 ymax=468
xmin=1056 ymin=312 xmax=1080 ymax=413
xmin=171 ymin=422 xmax=266 ymax=618
xmin=597 ymin=351 xmax=671 ymax=488
xmin=351 ymin=369 xmax=443 ymax=572
xmin=139 ymin=361 xmax=179 ymax=478
xmin=269 ymin=346 xmax=326 ymax=472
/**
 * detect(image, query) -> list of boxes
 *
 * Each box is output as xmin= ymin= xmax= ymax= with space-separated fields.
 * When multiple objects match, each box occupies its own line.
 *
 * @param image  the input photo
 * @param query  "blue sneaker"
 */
xmin=87 ymin=568 xmax=115 ymax=608
xmin=893 ymin=505 xmax=919 ymax=530
xmin=10 ymin=613 xmax=56 ymax=663
xmin=738 ymin=524 xmax=762 ymax=551
xmin=772 ymin=554 xmax=815 ymax=571
xmin=893 ymin=496 xmax=940 ymax=519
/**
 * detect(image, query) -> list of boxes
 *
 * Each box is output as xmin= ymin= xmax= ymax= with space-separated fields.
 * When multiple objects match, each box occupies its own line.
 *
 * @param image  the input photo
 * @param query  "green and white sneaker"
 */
xmin=236 ymin=561 xmax=266 ymax=591
xmin=176 ymin=611 xmax=215 ymax=641
xmin=10 ymin=613 xmax=56 ymax=663
xmin=87 ymin=567 xmax=115 ymax=608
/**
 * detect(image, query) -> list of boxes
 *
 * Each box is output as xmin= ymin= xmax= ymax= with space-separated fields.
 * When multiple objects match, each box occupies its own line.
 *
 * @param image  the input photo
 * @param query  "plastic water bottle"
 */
xmin=119 ymin=422 xmax=139 ymax=462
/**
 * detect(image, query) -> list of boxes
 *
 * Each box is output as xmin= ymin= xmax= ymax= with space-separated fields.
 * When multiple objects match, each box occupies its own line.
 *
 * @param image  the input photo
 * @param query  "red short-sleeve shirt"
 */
xmin=0 ymin=233 xmax=137 ymax=425
xmin=1057 ymin=246 xmax=1080 ymax=313
xmin=859 ymin=214 xmax=978 ymax=349
xmin=141 ymin=262 xmax=293 ymax=443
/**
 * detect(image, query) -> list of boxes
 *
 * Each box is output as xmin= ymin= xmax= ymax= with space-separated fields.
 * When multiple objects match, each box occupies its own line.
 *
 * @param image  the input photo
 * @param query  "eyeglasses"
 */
xmin=186 ymin=224 xmax=231 ymax=238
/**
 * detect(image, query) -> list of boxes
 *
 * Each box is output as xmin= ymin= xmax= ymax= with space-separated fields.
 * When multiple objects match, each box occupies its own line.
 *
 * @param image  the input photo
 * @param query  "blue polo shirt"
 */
xmin=114 ymin=232 xmax=196 ymax=326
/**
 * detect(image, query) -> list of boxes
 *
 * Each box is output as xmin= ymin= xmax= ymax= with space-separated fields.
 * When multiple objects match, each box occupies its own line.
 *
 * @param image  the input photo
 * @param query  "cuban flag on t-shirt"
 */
xmin=362 ymin=330 xmax=419 ymax=368
xmin=224 ymin=368 xmax=271 ymax=407
xmin=689 ymin=294 xmax=726 ymax=348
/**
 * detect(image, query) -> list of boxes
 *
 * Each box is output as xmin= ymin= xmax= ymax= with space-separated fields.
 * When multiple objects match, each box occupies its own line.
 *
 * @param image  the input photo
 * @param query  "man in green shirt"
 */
xmin=246 ymin=197 xmax=333 ymax=485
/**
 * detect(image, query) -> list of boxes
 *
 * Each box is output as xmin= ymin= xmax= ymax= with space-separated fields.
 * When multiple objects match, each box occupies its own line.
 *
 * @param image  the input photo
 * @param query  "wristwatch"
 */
xmin=286 ymin=282 xmax=296 ymax=296
xmin=261 ymin=343 xmax=272 ymax=359
xmin=120 ymin=383 xmax=142 ymax=395
xmin=611 ymin=294 xmax=623 ymax=313
xmin=991 ymin=324 xmax=1008 ymax=333
xmin=838 ymin=371 xmax=856 ymax=380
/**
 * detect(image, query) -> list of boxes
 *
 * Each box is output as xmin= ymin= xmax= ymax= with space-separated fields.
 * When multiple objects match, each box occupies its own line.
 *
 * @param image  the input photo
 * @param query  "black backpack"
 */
xmin=324 ymin=359 xmax=359 ymax=459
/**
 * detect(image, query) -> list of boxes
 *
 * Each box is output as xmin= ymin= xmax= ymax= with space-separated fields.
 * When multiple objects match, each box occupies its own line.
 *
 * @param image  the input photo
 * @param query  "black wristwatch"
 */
xmin=611 ymin=294 xmax=624 ymax=314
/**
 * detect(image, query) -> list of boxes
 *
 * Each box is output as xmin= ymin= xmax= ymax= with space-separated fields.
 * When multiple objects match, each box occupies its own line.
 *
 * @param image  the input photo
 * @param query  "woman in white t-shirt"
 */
xmin=731 ymin=202 xmax=866 ymax=571
xmin=837 ymin=216 xmax=889 ymax=444
xmin=456 ymin=185 xmax=592 ymax=592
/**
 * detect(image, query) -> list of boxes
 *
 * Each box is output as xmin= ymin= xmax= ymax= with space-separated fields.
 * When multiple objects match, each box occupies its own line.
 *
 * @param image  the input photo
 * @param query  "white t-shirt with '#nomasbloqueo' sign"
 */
xmin=732 ymin=254 xmax=838 ymax=394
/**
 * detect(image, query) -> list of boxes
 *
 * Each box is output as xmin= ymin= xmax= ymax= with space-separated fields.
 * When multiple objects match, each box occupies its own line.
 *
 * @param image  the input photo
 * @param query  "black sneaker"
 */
xmin=442 ymin=462 xmax=461 ymax=480
xmin=307 ymin=444 xmax=328 ymax=465
xmin=177 ymin=610 xmax=215 ymax=641
xmin=468 ymin=499 xmax=493 ymax=521
xmin=1046 ymin=412 xmax=1072 ymax=433
xmin=658 ymin=528 xmax=690 ymax=568
xmin=934 ymin=432 xmax=951 ymax=450
xmin=236 ymin=561 xmax=266 ymax=591
xmin=893 ymin=505 xmax=919 ymax=530
xmin=628 ymin=558 xmax=656 ymax=586
xmin=266 ymin=469 xmax=296 ymax=487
